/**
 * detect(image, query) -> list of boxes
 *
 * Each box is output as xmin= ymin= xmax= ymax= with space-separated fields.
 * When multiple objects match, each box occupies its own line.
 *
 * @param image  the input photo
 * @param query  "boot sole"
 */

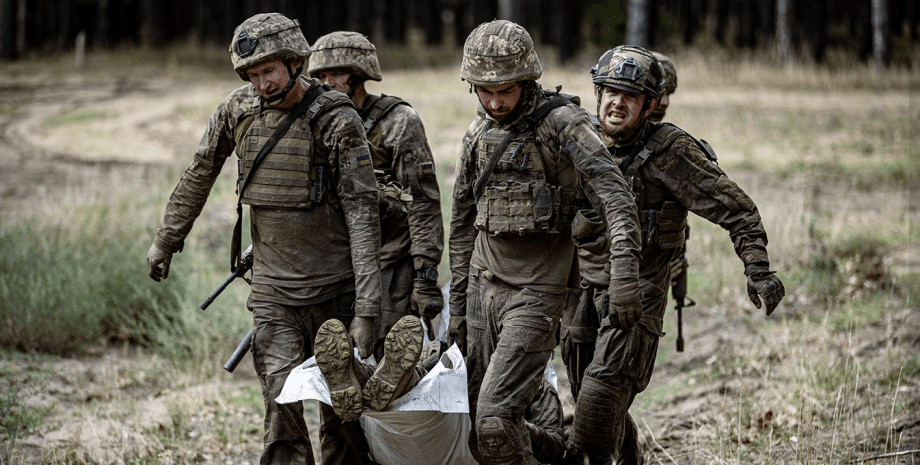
xmin=363 ymin=316 xmax=423 ymax=411
xmin=314 ymin=319 xmax=363 ymax=422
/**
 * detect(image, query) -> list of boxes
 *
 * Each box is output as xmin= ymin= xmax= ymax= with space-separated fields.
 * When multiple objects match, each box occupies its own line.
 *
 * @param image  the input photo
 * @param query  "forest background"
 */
xmin=0 ymin=0 xmax=918 ymax=463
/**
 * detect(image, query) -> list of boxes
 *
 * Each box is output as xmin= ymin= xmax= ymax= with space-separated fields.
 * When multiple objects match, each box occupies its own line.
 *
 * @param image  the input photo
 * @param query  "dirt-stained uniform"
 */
xmin=308 ymin=31 xmax=445 ymax=363
xmin=449 ymin=20 xmax=642 ymax=465
xmin=148 ymin=14 xmax=381 ymax=465
xmin=565 ymin=46 xmax=785 ymax=465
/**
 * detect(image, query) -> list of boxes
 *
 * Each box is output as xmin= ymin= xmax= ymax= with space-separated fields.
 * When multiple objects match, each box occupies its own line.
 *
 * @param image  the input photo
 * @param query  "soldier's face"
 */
xmin=648 ymin=91 xmax=671 ymax=122
xmin=315 ymin=69 xmax=352 ymax=94
xmin=595 ymin=85 xmax=657 ymax=141
xmin=475 ymin=82 xmax=522 ymax=121
xmin=247 ymin=59 xmax=301 ymax=106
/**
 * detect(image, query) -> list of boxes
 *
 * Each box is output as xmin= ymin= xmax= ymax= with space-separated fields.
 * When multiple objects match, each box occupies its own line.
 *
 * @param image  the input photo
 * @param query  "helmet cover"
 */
xmin=308 ymin=31 xmax=383 ymax=82
xmin=591 ymin=45 xmax=664 ymax=99
xmin=230 ymin=12 xmax=312 ymax=81
xmin=461 ymin=20 xmax=542 ymax=86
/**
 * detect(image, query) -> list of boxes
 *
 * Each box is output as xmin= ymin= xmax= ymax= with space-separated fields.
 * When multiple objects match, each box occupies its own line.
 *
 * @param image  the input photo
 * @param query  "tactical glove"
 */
xmin=412 ymin=278 xmax=444 ymax=320
xmin=349 ymin=316 xmax=375 ymax=360
xmin=447 ymin=315 xmax=467 ymax=355
xmin=146 ymin=242 xmax=173 ymax=282
xmin=605 ymin=280 xmax=642 ymax=330
xmin=746 ymin=268 xmax=785 ymax=316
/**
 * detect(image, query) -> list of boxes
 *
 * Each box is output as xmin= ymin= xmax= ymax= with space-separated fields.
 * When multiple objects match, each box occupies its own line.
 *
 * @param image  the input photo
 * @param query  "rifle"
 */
xmin=199 ymin=244 xmax=254 ymax=372
xmin=671 ymin=250 xmax=695 ymax=352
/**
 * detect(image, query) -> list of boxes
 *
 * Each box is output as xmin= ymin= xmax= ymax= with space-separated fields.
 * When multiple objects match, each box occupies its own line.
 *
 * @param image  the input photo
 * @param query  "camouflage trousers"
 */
xmin=465 ymin=268 xmax=564 ymax=465
xmin=248 ymin=291 xmax=371 ymax=465
xmin=565 ymin=273 xmax=668 ymax=465
xmin=374 ymin=255 xmax=414 ymax=362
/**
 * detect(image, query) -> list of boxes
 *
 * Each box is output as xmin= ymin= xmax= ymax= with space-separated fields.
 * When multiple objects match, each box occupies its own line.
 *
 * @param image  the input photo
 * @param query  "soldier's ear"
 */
xmin=594 ymin=85 xmax=602 ymax=101
xmin=643 ymin=97 xmax=660 ymax=118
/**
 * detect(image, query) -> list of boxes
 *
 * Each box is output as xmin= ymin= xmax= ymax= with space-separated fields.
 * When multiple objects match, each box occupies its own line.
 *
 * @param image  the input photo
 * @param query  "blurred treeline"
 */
xmin=0 ymin=0 xmax=916 ymax=66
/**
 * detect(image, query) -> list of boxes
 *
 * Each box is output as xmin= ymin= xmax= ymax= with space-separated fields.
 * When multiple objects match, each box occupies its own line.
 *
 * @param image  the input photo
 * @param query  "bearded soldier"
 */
xmin=447 ymin=20 xmax=643 ymax=465
xmin=565 ymin=45 xmax=786 ymax=464
xmin=144 ymin=13 xmax=381 ymax=464
xmin=307 ymin=31 xmax=445 ymax=363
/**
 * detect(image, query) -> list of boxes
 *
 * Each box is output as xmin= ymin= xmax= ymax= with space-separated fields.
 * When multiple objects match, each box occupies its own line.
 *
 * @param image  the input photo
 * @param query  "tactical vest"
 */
xmin=473 ymin=92 xmax=587 ymax=236
xmin=618 ymin=122 xmax=699 ymax=249
xmin=237 ymin=90 xmax=352 ymax=209
xmin=360 ymin=94 xmax=408 ymax=171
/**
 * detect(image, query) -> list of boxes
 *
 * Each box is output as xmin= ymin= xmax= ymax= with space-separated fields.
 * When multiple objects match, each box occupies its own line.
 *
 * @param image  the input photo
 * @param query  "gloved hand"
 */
xmin=447 ymin=315 xmax=467 ymax=355
xmin=146 ymin=243 xmax=173 ymax=282
xmin=412 ymin=278 xmax=444 ymax=319
xmin=349 ymin=316 xmax=375 ymax=360
xmin=746 ymin=270 xmax=785 ymax=316
xmin=605 ymin=280 xmax=642 ymax=330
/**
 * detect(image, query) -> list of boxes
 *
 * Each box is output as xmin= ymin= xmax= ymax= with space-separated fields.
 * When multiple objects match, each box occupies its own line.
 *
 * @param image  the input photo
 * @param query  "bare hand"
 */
xmin=349 ymin=316 xmax=375 ymax=360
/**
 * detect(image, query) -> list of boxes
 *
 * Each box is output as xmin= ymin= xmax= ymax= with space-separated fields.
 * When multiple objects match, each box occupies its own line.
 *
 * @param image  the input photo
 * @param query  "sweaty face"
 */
xmin=475 ymin=82 xmax=522 ymax=121
xmin=246 ymin=59 xmax=298 ymax=106
xmin=315 ymin=69 xmax=352 ymax=94
xmin=596 ymin=85 xmax=654 ymax=142
xmin=648 ymin=91 xmax=670 ymax=122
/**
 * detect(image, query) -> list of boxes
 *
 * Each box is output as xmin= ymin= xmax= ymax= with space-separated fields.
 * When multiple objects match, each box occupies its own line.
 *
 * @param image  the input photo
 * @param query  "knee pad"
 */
xmin=477 ymin=416 xmax=518 ymax=461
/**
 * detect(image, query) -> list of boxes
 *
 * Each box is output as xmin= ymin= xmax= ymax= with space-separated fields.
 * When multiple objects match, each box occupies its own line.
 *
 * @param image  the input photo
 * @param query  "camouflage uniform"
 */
xmin=309 ymin=32 xmax=444 ymax=363
xmin=150 ymin=14 xmax=381 ymax=465
xmin=449 ymin=20 xmax=641 ymax=465
xmin=565 ymin=46 xmax=785 ymax=464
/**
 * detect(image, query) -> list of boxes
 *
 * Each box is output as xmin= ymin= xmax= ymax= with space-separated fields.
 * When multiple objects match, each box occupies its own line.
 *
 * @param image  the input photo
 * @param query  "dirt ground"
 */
xmin=1 ymin=57 xmax=918 ymax=464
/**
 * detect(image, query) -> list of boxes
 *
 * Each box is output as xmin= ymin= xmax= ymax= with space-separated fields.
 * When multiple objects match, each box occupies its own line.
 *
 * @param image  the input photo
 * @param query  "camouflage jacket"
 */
xmin=581 ymin=120 xmax=773 ymax=331
xmin=153 ymin=77 xmax=382 ymax=317
xmin=449 ymin=84 xmax=641 ymax=316
xmin=360 ymin=94 xmax=444 ymax=270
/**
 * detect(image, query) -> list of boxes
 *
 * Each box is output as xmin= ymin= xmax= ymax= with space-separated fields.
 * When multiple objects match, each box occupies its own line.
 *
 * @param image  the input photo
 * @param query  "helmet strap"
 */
xmin=265 ymin=59 xmax=305 ymax=106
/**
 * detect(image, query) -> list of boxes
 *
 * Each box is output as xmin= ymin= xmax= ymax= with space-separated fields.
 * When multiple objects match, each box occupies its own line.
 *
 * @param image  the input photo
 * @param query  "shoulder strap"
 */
xmin=469 ymin=95 xmax=572 ymax=201
xmin=230 ymin=83 xmax=330 ymax=272
xmin=360 ymin=94 xmax=408 ymax=134
xmin=620 ymin=122 xmax=683 ymax=177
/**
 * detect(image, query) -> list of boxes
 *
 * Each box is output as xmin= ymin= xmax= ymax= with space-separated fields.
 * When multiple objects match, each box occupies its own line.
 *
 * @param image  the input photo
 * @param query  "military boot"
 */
xmin=362 ymin=315 xmax=424 ymax=411
xmin=314 ymin=318 xmax=364 ymax=422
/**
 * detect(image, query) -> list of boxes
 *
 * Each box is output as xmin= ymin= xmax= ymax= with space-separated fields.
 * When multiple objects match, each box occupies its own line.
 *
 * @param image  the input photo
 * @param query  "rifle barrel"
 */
xmin=224 ymin=330 xmax=253 ymax=373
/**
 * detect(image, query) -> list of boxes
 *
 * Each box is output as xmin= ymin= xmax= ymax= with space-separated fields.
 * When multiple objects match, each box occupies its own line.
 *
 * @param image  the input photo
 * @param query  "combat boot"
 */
xmin=362 ymin=315 xmax=424 ymax=411
xmin=314 ymin=319 xmax=364 ymax=422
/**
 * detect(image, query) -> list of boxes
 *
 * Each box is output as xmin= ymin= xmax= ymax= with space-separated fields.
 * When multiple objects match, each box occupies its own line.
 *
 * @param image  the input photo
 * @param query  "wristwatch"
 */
xmin=416 ymin=266 xmax=438 ymax=282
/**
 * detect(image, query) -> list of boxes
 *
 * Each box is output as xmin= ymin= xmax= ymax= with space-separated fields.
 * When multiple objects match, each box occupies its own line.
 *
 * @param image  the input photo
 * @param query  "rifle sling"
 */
xmin=230 ymin=84 xmax=329 ymax=272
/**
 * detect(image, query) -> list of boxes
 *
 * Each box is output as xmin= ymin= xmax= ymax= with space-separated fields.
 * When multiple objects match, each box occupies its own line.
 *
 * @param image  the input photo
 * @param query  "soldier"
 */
xmin=307 ymin=31 xmax=445 ymax=363
xmin=648 ymin=51 xmax=677 ymax=123
xmin=144 ymin=13 xmax=382 ymax=465
xmin=447 ymin=20 xmax=643 ymax=464
xmin=565 ymin=45 xmax=786 ymax=464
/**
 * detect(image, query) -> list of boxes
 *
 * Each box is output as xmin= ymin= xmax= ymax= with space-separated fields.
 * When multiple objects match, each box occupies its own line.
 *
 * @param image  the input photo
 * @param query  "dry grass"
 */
xmin=0 ymin=45 xmax=917 ymax=463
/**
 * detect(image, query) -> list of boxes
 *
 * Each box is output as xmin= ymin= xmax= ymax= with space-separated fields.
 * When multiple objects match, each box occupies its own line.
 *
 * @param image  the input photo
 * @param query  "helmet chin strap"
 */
xmin=265 ymin=60 xmax=304 ymax=106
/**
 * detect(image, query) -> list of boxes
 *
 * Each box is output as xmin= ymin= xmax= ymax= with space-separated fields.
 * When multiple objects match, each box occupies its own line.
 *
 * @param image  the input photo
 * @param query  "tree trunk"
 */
xmin=497 ymin=0 xmax=522 ymax=24
xmin=626 ymin=0 xmax=650 ymax=46
xmin=776 ymin=0 xmax=793 ymax=65
xmin=871 ymin=0 xmax=889 ymax=67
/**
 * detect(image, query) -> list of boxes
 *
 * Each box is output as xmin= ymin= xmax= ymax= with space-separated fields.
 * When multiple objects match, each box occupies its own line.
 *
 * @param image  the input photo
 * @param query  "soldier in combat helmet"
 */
xmin=447 ymin=20 xmax=643 ymax=464
xmin=564 ymin=45 xmax=786 ymax=464
xmin=307 ymin=31 xmax=445 ymax=363
xmin=144 ymin=13 xmax=382 ymax=464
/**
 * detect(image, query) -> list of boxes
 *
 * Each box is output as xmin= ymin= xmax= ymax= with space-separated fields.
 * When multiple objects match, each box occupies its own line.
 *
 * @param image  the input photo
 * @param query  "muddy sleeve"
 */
xmin=650 ymin=136 xmax=771 ymax=271
xmin=555 ymin=107 xmax=641 ymax=303
xmin=448 ymin=123 xmax=482 ymax=317
xmin=381 ymin=105 xmax=444 ymax=269
xmin=154 ymin=96 xmax=237 ymax=254
xmin=316 ymin=105 xmax=383 ymax=318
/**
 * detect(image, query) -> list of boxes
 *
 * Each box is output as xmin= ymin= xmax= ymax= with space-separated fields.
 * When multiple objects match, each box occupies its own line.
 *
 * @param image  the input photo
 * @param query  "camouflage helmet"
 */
xmin=230 ymin=13 xmax=312 ymax=81
xmin=308 ymin=31 xmax=383 ymax=82
xmin=652 ymin=51 xmax=678 ymax=94
xmin=461 ymin=20 xmax=542 ymax=86
xmin=591 ymin=45 xmax=664 ymax=99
